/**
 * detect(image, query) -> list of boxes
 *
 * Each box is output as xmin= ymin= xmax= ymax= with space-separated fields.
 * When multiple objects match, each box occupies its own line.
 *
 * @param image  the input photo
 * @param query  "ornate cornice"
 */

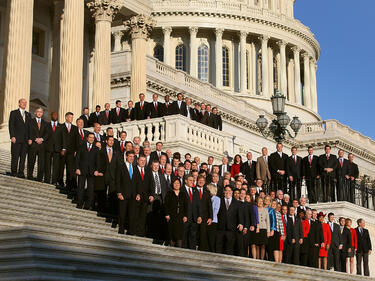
xmin=124 ymin=15 xmax=156 ymax=40
xmin=87 ymin=0 xmax=122 ymax=22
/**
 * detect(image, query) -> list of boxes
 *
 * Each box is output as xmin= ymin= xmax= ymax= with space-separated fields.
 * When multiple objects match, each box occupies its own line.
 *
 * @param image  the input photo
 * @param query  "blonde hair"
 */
xmin=206 ymin=184 xmax=217 ymax=196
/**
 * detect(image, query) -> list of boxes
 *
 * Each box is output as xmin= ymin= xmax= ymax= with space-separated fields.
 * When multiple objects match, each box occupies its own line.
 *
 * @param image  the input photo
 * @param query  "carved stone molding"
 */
xmin=87 ymin=0 xmax=122 ymax=22
xmin=124 ymin=15 xmax=156 ymax=40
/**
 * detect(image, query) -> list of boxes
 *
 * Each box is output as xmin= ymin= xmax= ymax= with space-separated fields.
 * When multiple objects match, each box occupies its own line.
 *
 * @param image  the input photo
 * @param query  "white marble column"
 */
xmin=48 ymin=0 xmax=64 ymax=114
xmin=215 ymin=28 xmax=223 ymax=89
xmin=310 ymin=58 xmax=318 ymax=112
xmin=189 ymin=26 xmax=198 ymax=78
xmin=125 ymin=15 xmax=155 ymax=102
xmin=259 ymin=35 xmax=269 ymax=97
xmin=162 ymin=27 xmax=172 ymax=66
xmin=0 ymin=0 xmax=34 ymax=125
xmin=240 ymin=31 xmax=247 ymax=94
xmin=251 ymin=42 xmax=257 ymax=94
xmin=302 ymin=53 xmax=311 ymax=108
xmin=113 ymin=31 xmax=124 ymax=52
xmin=277 ymin=40 xmax=287 ymax=97
xmin=88 ymin=0 xmax=122 ymax=111
xmin=268 ymin=46 xmax=274 ymax=96
xmin=58 ymin=0 xmax=84 ymax=121
xmin=292 ymin=46 xmax=301 ymax=104
xmin=287 ymin=58 xmax=295 ymax=101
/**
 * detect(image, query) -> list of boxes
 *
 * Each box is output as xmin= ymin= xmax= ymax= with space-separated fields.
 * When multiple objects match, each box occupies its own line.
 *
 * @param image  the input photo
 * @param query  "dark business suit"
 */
xmin=77 ymin=128 xmax=89 ymax=147
xmin=336 ymin=158 xmax=350 ymax=201
xmin=200 ymin=111 xmax=209 ymax=126
xmin=209 ymin=114 xmax=222 ymax=130
xmin=134 ymin=101 xmax=148 ymax=120
xmin=348 ymin=162 xmax=359 ymax=203
xmin=269 ymin=151 xmax=289 ymax=193
xmin=75 ymin=142 xmax=98 ymax=209
xmin=110 ymin=107 xmax=126 ymax=124
xmin=356 ymin=227 xmax=372 ymax=276
xmin=8 ymin=109 xmax=31 ymax=177
xmin=240 ymin=160 xmax=256 ymax=185
xmin=45 ymin=122 xmax=65 ymax=184
xmin=98 ymin=110 xmax=112 ymax=125
xmin=286 ymin=216 xmax=303 ymax=265
xmin=88 ymin=112 xmax=100 ymax=127
xmin=27 ymin=118 xmax=50 ymax=181
xmin=172 ymin=100 xmax=187 ymax=116
xmin=287 ymin=155 xmax=302 ymax=201
xmin=216 ymin=198 xmax=244 ymax=255
xmin=302 ymin=155 xmax=320 ymax=203
xmin=79 ymin=114 xmax=89 ymax=128
xmin=124 ymin=107 xmax=135 ymax=121
xmin=308 ymin=220 xmax=324 ymax=268
xmin=160 ymin=102 xmax=173 ymax=116
xmin=339 ymin=226 xmax=352 ymax=273
xmin=197 ymin=187 xmax=213 ymax=252
xmin=191 ymin=108 xmax=201 ymax=122
xmin=327 ymin=221 xmax=342 ymax=271
xmin=319 ymin=154 xmax=338 ymax=202
xmin=147 ymin=102 xmax=163 ymax=118
xmin=181 ymin=186 xmax=201 ymax=249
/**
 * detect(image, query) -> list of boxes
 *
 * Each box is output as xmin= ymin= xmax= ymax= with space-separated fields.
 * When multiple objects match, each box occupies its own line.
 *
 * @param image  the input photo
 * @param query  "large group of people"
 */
xmin=7 ymin=97 xmax=372 ymax=276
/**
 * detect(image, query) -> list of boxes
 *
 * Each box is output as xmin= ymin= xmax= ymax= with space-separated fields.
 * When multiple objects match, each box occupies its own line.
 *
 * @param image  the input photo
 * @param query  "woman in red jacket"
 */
xmin=230 ymin=154 xmax=242 ymax=178
xmin=346 ymin=218 xmax=357 ymax=274
xmin=318 ymin=212 xmax=331 ymax=270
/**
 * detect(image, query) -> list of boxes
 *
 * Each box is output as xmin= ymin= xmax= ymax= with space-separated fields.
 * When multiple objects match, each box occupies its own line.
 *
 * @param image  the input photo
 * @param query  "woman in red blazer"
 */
xmin=346 ymin=218 xmax=357 ymax=274
xmin=318 ymin=212 xmax=331 ymax=270
xmin=230 ymin=154 xmax=242 ymax=178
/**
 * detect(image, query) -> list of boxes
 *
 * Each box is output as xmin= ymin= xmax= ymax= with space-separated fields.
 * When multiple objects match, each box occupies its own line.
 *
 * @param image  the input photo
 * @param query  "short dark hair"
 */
xmin=328 ymin=212 xmax=334 ymax=218
xmin=96 ymin=105 xmax=101 ymax=109
xmin=126 ymin=150 xmax=135 ymax=156
xmin=308 ymin=145 xmax=313 ymax=150
xmin=325 ymin=144 xmax=331 ymax=149
xmin=65 ymin=112 xmax=73 ymax=117
xmin=116 ymin=100 xmax=121 ymax=104
xmin=87 ymin=132 xmax=94 ymax=137
xmin=106 ymin=135 xmax=114 ymax=141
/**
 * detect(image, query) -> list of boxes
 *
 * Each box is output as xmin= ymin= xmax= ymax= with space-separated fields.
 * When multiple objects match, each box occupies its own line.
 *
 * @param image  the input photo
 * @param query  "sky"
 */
xmin=294 ymin=0 xmax=375 ymax=140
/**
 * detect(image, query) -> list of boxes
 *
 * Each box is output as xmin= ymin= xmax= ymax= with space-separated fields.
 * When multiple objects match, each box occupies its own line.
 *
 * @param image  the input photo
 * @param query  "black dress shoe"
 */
xmin=76 ymin=204 xmax=83 ymax=209
xmin=17 ymin=174 xmax=25 ymax=179
xmin=118 ymin=230 xmax=125 ymax=234
xmin=111 ymin=221 xmax=118 ymax=229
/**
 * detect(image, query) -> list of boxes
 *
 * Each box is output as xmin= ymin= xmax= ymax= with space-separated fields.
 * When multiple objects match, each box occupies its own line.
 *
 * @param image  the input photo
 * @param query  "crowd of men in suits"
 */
xmin=7 ymin=98 xmax=371 ymax=276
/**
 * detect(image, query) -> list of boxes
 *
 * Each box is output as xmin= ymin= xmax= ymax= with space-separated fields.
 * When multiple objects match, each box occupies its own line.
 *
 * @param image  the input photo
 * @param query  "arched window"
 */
xmin=175 ymin=44 xmax=186 ymax=71
xmin=154 ymin=45 xmax=164 ymax=62
xmin=222 ymin=46 xmax=229 ymax=87
xmin=198 ymin=44 xmax=209 ymax=82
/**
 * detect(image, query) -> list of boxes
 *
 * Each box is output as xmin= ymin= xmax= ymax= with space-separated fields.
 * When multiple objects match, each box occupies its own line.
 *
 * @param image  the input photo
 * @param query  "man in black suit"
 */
xmin=216 ymin=185 xmax=244 ymax=255
xmin=240 ymin=152 xmax=256 ymax=185
xmin=348 ymin=153 xmax=359 ymax=204
xmin=124 ymin=100 xmax=135 ymax=121
xmin=160 ymin=95 xmax=173 ymax=116
xmin=209 ymin=107 xmax=222 ymax=130
xmin=45 ymin=112 xmax=65 ymax=185
xmin=150 ymin=141 xmax=167 ymax=162
xmin=309 ymin=211 xmax=324 ymax=268
xmin=27 ymin=107 xmax=50 ymax=181
xmin=8 ymin=98 xmax=31 ymax=178
xmin=319 ymin=144 xmax=338 ymax=202
xmin=287 ymin=146 xmax=303 ymax=201
xmin=79 ymin=107 xmax=90 ymax=128
xmin=110 ymin=100 xmax=126 ymax=124
xmin=172 ymin=93 xmax=187 ymax=116
xmin=327 ymin=213 xmax=342 ymax=271
xmin=338 ymin=217 xmax=352 ymax=273
xmin=269 ymin=143 xmax=288 ymax=193
xmin=182 ymin=174 xmax=202 ymax=249
xmin=134 ymin=93 xmax=148 ymax=120
xmin=356 ymin=218 xmax=372 ymax=276
xmin=98 ymin=103 xmax=112 ymax=125
xmin=192 ymin=103 xmax=201 ymax=122
xmin=336 ymin=149 xmax=350 ymax=201
xmin=302 ymin=146 xmax=320 ymax=204
xmin=88 ymin=105 xmax=101 ymax=127
xmin=116 ymin=150 xmax=136 ymax=234
xmin=59 ymin=112 xmax=79 ymax=191
xmin=76 ymin=118 xmax=89 ymax=147
xmin=95 ymin=136 xmax=119 ymax=220
xmin=147 ymin=93 xmax=162 ymax=119
xmin=147 ymin=160 xmax=170 ymax=243
xmin=199 ymin=103 xmax=209 ymax=126
xmin=285 ymin=206 xmax=304 ymax=265
xmin=75 ymin=132 xmax=99 ymax=210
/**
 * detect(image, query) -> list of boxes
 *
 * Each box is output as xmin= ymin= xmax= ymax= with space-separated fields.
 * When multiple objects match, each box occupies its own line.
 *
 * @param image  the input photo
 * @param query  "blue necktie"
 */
xmin=128 ymin=164 xmax=133 ymax=179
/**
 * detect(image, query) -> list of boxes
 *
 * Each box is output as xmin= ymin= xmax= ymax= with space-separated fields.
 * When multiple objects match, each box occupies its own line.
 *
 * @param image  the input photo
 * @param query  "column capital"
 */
xmin=240 ymin=31 xmax=248 ymax=40
xmin=258 ymin=35 xmax=270 ymax=42
xmin=162 ymin=26 xmax=172 ymax=34
xmin=215 ymin=28 xmax=224 ymax=38
xmin=87 ymin=0 xmax=122 ymax=22
xmin=112 ymin=30 xmax=124 ymax=38
xmin=302 ymin=52 xmax=310 ymax=60
xmin=291 ymin=46 xmax=301 ymax=53
xmin=189 ymin=26 xmax=198 ymax=35
xmin=124 ymin=14 xmax=156 ymax=40
xmin=309 ymin=57 xmax=316 ymax=64
xmin=276 ymin=40 xmax=287 ymax=48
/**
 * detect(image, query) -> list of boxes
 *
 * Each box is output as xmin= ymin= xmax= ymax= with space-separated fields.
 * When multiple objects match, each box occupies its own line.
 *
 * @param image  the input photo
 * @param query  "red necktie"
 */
xmin=140 ymin=103 xmax=143 ymax=111
xmin=188 ymin=188 xmax=193 ymax=203
xmin=174 ymin=169 xmax=177 ymax=176
xmin=161 ymin=167 xmax=165 ymax=174
xmin=120 ymin=142 xmax=124 ymax=153
xmin=68 ymin=125 xmax=70 ymax=133
xmin=80 ymin=130 xmax=84 ymax=140
xmin=106 ymin=111 xmax=109 ymax=119
xmin=327 ymin=155 xmax=329 ymax=160
xmin=88 ymin=144 xmax=91 ymax=152
xmin=141 ymin=168 xmax=144 ymax=181
xmin=117 ymin=108 xmax=119 ymax=116
xmin=309 ymin=156 xmax=312 ymax=165
xmin=199 ymin=188 xmax=202 ymax=200
xmin=154 ymin=103 xmax=157 ymax=110
xmin=166 ymin=103 xmax=169 ymax=109
xmin=294 ymin=156 xmax=296 ymax=165
xmin=52 ymin=123 xmax=56 ymax=132
xmin=340 ymin=159 xmax=343 ymax=168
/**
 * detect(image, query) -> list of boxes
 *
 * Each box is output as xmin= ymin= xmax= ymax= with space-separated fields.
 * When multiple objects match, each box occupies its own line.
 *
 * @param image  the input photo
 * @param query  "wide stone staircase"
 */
xmin=0 ymin=149 xmax=373 ymax=280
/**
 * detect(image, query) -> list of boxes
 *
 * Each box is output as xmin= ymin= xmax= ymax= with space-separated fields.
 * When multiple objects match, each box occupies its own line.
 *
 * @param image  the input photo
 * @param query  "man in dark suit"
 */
xmin=45 ymin=112 xmax=65 ymax=185
xmin=216 ymin=185 xmax=244 ymax=255
xmin=209 ymin=107 xmax=222 ymax=130
xmin=79 ymin=107 xmax=90 ymax=128
xmin=95 ymin=136 xmax=119 ymax=220
xmin=76 ymin=118 xmax=89 ymax=147
xmin=27 ymin=107 xmax=50 ymax=181
xmin=287 ymin=146 xmax=303 ymax=201
xmin=75 ymin=132 xmax=99 ymax=210
xmin=150 ymin=141 xmax=167 ymax=162
xmin=181 ymin=174 xmax=202 ymax=249
xmin=8 ymin=98 xmax=31 ymax=178
xmin=327 ymin=213 xmax=342 ymax=271
xmin=116 ymin=150 xmax=136 ymax=234
xmin=98 ymin=103 xmax=112 ymax=125
xmin=336 ymin=149 xmax=350 ymax=201
xmin=124 ymin=100 xmax=135 ymax=121
xmin=172 ymin=93 xmax=187 ymax=116
xmin=219 ymin=156 xmax=231 ymax=178
xmin=59 ymin=112 xmax=79 ymax=191
xmin=147 ymin=160 xmax=170 ymax=243
xmin=147 ymin=93 xmax=162 ymax=119
xmin=192 ymin=103 xmax=201 ymax=122
xmin=302 ymin=146 xmax=320 ymax=204
xmin=338 ymin=217 xmax=352 ymax=273
xmin=356 ymin=218 xmax=372 ymax=276
xmin=240 ymin=152 xmax=256 ymax=185
xmin=319 ymin=144 xmax=338 ymax=202
xmin=110 ymin=100 xmax=126 ymax=124
xmin=160 ymin=95 xmax=173 ymax=116
xmin=88 ymin=105 xmax=101 ymax=127
xmin=268 ymin=143 xmax=288 ymax=193
xmin=134 ymin=93 xmax=148 ymax=120
xmin=348 ymin=153 xmax=359 ymax=204
xmin=285 ymin=206 xmax=304 ymax=265
xmin=199 ymin=103 xmax=209 ymax=126
xmin=309 ymin=211 xmax=324 ymax=268
xmin=92 ymin=123 xmax=105 ymax=148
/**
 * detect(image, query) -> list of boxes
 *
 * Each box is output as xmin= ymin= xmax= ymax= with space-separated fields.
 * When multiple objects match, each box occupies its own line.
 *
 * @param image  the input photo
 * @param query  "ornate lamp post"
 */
xmin=256 ymin=90 xmax=302 ymax=143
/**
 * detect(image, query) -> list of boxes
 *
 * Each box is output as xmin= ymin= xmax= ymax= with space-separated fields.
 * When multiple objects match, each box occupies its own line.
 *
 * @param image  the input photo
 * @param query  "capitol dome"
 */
xmin=145 ymin=0 xmax=320 ymax=122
